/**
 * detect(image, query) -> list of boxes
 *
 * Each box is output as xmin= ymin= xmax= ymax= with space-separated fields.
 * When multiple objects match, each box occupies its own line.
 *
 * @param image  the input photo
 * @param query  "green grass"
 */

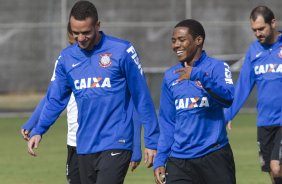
xmin=0 ymin=94 xmax=44 ymax=110
xmin=0 ymin=113 xmax=270 ymax=184
xmin=229 ymin=113 xmax=269 ymax=184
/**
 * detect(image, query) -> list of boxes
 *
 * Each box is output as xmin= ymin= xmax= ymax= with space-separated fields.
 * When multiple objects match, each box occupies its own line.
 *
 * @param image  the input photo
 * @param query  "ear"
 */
xmin=95 ymin=20 xmax=101 ymax=30
xmin=270 ymin=18 xmax=276 ymax=29
xmin=195 ymin=36 xmax=203 ymax=46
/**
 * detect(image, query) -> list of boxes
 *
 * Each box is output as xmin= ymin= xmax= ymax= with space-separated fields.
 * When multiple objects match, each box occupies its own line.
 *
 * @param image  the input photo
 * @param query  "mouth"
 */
xmin=78 ymin=42 xmax=88 ymax=47
xmin=176 ymin=50 xmax=184 ymax=56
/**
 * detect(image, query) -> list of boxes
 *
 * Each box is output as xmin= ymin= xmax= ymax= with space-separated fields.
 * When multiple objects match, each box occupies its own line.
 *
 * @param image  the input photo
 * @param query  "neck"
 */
xmin=86 ymin=32 xmax=101 ymax=51
xmin=184 ymin=49 xmax=202 ymax=66
xmin=269 ymin=30 xmax=280 ymax=45
xmin=94 ymin=31 xmax=101 ymax=45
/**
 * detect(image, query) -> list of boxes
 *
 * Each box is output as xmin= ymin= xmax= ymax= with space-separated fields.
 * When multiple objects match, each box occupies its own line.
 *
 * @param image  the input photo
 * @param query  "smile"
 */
xmin=176 ymin=50 xmax=184 ymax=56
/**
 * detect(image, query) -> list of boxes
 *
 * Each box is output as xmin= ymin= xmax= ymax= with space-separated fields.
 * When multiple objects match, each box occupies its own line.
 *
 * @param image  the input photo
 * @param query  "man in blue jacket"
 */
xmin=153 ymin=19 xmax=236 ymax=184
xmin=224 ymin=6 xmax=282 ymax=184
xmin=26 ymin=1 xmax=159 ymax=184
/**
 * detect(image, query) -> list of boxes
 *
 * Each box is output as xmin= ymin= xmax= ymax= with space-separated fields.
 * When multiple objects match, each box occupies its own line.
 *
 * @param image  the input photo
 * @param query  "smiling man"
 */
xmin=153 ymin=19 xmax=236 ymax=184
xmin=26 ymin=1 xmax=159 ymax=184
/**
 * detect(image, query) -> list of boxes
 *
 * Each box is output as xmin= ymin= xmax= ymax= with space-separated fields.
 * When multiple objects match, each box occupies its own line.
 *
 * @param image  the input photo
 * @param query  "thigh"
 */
xmin=270 ymin=126 xmax=282 ymax=163
xmin=96 ymin=149 xmax=132 ymax=184
xmin=197 ymin=144 xmax=236 ymax=184
xmin=257 ymin=126 xmax=279 ymax=172
xmin=66 ymin=145 xmax=81 ymax=184
xmin=78 ymin=154 xmax=99 ymax=184
xmin=165 ymin=157 xmax=201 ymax=184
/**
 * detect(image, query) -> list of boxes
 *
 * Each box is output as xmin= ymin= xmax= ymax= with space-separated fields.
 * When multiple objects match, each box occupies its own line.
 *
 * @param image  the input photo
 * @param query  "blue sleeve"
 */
xmin=122 ymin=44 xmax=159 ymax=149
xmin=131 ymin=109 xmax=142 ymax=162
xmin=21 ymin=96 xmax=46 ymax=131
xmin=224 ymin=51 xmax=255 ymax=122
xmin=190 ymin=61 xmax=234 ymax=108
xmin=30 ymin=55 xmax=72 ymax=137
xmin=153 ymin=77 xmax=175 ymax=170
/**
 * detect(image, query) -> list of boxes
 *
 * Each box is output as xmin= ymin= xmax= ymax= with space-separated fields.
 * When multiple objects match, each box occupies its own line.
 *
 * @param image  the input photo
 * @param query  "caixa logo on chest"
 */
xmin=175 ymin=97 xmax=209 ymax=110
xmin=74 ymin=77 xmax=111 ymax=90
xmin=254 ymin=63 xmax=282 ymax=75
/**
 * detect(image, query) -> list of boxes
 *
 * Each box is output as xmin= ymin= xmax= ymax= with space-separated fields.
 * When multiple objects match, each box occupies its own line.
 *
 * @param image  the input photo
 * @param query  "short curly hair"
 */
xmin=175 ymin=19 xmax=205 ymax=42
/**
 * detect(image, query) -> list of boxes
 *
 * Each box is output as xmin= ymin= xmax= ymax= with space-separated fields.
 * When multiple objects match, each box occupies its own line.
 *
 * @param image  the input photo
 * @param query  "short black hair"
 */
xmin=69 ymin=1 xmax=98 ymax=24
xmin=250 ymin=6 xmax=275 ymax=24
xmin=175 ymin=19 xmax=205 ymax=42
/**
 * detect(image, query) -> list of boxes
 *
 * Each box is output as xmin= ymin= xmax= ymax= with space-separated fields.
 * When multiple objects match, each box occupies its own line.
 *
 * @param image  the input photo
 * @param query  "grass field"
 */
xmin=0 ymin=113 xmax=270 ymax=184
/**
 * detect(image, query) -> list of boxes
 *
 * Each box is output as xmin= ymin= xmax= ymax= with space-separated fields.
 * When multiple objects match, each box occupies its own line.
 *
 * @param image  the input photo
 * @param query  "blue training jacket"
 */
xmin=224 ymin=32 xmax=282 ymax=127
xmin=22 ymin=96 xmax=143 ymax=161
xmin=153 ymin=51 xmax=234 ymax=170
xmin=30 ymin=31 xmax=159 ymax=154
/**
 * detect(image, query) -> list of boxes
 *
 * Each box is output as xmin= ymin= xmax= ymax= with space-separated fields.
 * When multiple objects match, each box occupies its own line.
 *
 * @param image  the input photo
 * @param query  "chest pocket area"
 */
xmin=257 ymin=71 xmax=282 ymax=81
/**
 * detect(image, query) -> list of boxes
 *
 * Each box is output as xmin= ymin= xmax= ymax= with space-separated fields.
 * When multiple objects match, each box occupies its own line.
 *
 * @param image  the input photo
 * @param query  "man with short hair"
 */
xmin=153 ymin=19 xmax=236 ymax=184
xmin=224 ymin=5 xmax=282 ymax=184
xmin=27 ymin=1 xmax=159 ymax=184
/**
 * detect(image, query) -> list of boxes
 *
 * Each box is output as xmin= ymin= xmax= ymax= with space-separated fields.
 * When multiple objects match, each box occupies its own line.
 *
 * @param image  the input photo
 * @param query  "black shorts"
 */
xmin=165 ymin=144 xmax=236 ymax=184
xmin=66 ymin=145 xmax=81 ymax=184
xmin=77 ymin=149 xmax=132 ymax=184
xmin=257 ymin=126 xmax=282 ymax=172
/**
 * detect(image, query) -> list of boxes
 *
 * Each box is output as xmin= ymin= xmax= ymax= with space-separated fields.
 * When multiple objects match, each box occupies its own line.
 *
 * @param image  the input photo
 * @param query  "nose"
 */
xmin=255 ymin=30 xmax=262 ymax=37
xmin=77 ymin=34 xmax=86 ymax=42
xmin=172 ymin=40 xmax=180 ymax=49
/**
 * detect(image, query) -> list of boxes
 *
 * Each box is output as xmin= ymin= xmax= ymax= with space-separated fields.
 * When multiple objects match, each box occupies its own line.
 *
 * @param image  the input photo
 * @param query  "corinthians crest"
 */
xmin=99 ymin=53 xmax=112 ymax=68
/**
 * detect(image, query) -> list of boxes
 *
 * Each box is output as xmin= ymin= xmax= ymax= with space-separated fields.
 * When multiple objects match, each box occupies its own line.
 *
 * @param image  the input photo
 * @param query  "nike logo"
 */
xmin=256 ymin=52 xmax=262 ymax=58
xmin=72 ymin=62 xmax=81 ymax=67
xmin=111 ymin=152 xmax=121 ymax=156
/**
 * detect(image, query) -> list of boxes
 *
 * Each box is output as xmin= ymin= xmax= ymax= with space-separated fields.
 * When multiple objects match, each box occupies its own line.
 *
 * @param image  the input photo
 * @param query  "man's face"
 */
xmin=171 ymin=27 xmax=199 ymax=63
xmin=70 ymin=16 xmax=100 ymax=50
xmin=250 ymin=15 xmax=275 ymax=44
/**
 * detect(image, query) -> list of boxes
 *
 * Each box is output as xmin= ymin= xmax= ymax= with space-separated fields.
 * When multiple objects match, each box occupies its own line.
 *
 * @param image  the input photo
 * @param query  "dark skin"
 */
xmin=175 ymin=61 xmax=192 ymax=82
xmin=154 ymin=26 xmax=204 ymax=184
xmin=172 ymin=27 xmax=203 ymax=83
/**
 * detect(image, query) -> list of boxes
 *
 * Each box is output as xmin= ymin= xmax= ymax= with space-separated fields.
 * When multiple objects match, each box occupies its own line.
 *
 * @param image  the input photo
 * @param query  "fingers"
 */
xmin=174 ymin=65 xmax=192 ymax=82
xmin=174 ymin=62 xmax=189 ymax=74
xmin=144 ymin=149 xmax=157 ymax=168
xmin=174 ymin=68 xmax=184 ymax=74
xmin=154 ymin=167 xmax=166 ymax=184
xmin=146 ymin=155 xmax=153 ymax=168
xmin=227 ymin=121 xmax=232 ymax=130
xmin=130 ymin=161 xmax=140 ymax=172
xmin=144 ymin=150 xmax=148 ymax=165
xmin=145 ymin=151 xmax=153 ymax=168
xmin=154 ymin=172 xmax=162 ymax=184
xmin=20 ymin=129 xmax=30 ymax=141
xmin=27 ymin=140 xmax=37 ymax=157
xmin=27 ymin=135 xmax=41 ymax=157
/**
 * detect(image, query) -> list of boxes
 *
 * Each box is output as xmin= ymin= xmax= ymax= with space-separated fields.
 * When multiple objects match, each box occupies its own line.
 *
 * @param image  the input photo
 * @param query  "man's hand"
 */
xmin=154 ymin=166 xmax=166 ymax=184
xmin=174 ymin=61 xmax=192 ymax=82
xmin=144 ymin=148 xmax=157 ymax=168
xmin=227 ymin=121 xmax=232 ymax=130
xmin=27 ymin=135 xmax=42 ymax=157
xmin=20 ymin=129 xmax=30 ymax=141
xmin=129 ymin=161 xmax=140 ymax=172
